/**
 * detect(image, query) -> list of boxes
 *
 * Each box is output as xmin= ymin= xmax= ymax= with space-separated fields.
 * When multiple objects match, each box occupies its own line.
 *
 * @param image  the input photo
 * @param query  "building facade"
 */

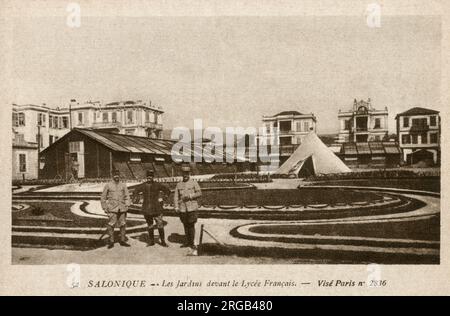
xmin=338 ymin=98 xmax=388 ymax=143
xmin=12 ymin=99 xmax=164 ymax=151
xmin=261 ymin=111 xmax=317 ymax=164
xmin=12 ymin=132 xmax=38 ymax=180
xmin=69 ymin=99 xmax=163 ymax=139
xmin=40 ymin=128 xmax=243 ymax=180
xmin=12 ymin=104 xmax=69 ymax=151
xmin=395 ymin=107 xmax=440 ymax=165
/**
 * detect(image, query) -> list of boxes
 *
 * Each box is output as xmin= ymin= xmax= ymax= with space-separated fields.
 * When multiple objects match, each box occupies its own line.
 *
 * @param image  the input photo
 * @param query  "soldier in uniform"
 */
xmin=133 ymin=170 xmax=171 ymax=247
xmin=174 ymin=165 xmax=202 ymax=255
xmin=101 ymin=170 xmax=131 ymax=249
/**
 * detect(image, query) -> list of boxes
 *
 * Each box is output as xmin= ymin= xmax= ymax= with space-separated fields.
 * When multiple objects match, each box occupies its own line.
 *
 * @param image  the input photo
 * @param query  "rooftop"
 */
xmin=396 ymin=107 xmax=440 ymax=118
xmin=41 ymin=128 xmax=234 ymax=161
xmin=274 ymin=111 xmax=303 ymax=116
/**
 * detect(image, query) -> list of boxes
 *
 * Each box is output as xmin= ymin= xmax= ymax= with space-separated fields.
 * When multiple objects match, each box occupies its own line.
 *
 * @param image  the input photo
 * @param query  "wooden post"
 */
xmin=109 ymin=151 xmax=113 ymax=176
xmin=199 ymin=224 xmax=204 ymax=246
xmin=96 ymin=143 xmax=100 ymax=178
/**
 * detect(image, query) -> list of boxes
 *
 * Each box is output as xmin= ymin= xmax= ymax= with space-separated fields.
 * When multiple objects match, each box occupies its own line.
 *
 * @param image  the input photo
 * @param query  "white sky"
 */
xmin=6 ymin=15 xmax=442 ymax=134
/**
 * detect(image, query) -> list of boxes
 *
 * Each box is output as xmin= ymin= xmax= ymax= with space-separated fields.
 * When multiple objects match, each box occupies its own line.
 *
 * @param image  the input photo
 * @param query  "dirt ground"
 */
xmin=12 ymin=243 xmax=332 ymax=265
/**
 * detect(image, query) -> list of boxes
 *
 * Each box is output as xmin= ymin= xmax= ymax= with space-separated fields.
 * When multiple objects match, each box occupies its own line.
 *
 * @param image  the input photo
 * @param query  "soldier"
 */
xmin=133 ymin=170 xmax=171 ymax=247
xmin=174 ymin=165 xmax=202 ymax=255
xmin=100 ymin=170 xmax=131 ymax=249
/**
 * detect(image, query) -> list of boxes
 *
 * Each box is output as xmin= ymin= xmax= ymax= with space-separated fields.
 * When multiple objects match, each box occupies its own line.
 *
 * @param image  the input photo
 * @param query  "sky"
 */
xmin=7 ymin=15 xmax=442 ymax=134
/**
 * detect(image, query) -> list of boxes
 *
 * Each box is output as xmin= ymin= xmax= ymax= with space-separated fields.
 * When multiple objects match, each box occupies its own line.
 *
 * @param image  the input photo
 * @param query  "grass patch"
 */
xmin=12 ymin=202 xmax=142 ymax=228
xmin=306 ymin=178 xmax=440 ymax=193
xmin=195 ymin=188 xmax=383 ymax=206
xmin=249 ymin=216 xmax=440 ymax=241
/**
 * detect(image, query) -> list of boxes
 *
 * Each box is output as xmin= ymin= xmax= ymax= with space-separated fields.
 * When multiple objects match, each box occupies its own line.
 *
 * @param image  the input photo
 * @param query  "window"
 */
xmin=49 ymin=115 xmax=53 ymax=128
xmin=401 ymin=135 xmax=410 ymax=144
xmin=303 ymin=121 xmax=310 ymax=132
xmin=412 ymin=118 xmax=427 ymax=128
xmin=12 ymin=113 xmax=18 ymax=127
xmin=403 ymin=117 xmax=409 ymax=128
xmin=280 ymin=136 xmax=292 ymax=146
xmin=430 ymin=133 xmax=438 ymax=144
xmin=18 ymin=113 xmax=25 ymax=126
xmin=421 ymin=132 xmax=428 ymax=144
xmin=55 ymin=136 xmax=59 ymax=141
xmin=36 ymin=134 xmax=43 ymax=148
xmin=69 ymin=141 xmax=82 ymax=153
xmin=53 ymin=116 xmax=58 ymax=128
xmin=296 ymin=121 xmax=302 ymax=132
xmin=374 ymin=118 xmax=381 ymax=129
xmin=411 ymin=134 xmax=418 ymax=144
xmin=145 ymin=111 xmax=150 ymax=122
xmin=430 ymin=116 xmax=437 ymax=126
xmin=112 ymin=112 xmax=117 ymax=123
xmin=37 ymin=113 xmax=46 ymax=127
xmin=19 ymin=154 xmax=26 ymax=172
xmin=102 ymin=112 xmax=108 ymax=123
xmin=344 ymin=120 xmax=350 ymax=131
xmin=62 ymin=116 xmax=69 ymax=128
xmin=127 ymin=110 xmax=134 ymax=124
xmin=78 ymin=112 xmax=84 ymax=125
xmin=130 ymin=153 xmax=141 ymax=162
xmin=49 ymin=135 xmax=54 ymax=145
xmin=374 ymin=135 xmax=380 ymax=141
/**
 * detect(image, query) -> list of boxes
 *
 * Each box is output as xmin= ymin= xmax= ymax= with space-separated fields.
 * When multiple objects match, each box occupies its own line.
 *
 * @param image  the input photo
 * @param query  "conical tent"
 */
xmin=275 ymin=132 xmax=351 ymax=176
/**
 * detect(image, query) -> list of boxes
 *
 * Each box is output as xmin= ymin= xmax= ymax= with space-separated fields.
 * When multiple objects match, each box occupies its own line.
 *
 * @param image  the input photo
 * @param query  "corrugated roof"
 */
xmin=76 ymin=129 xmax=175 ymax=155
xmin=343 ymin=143 xmax=357 ymax=155
xmin=383 ymin=142 xmax=401 ymax=154
xmin=47 ymin=129 xmax=237 ymax=162
xmin=341 ymin=142 xmax=401 ymax=156
xmin=368 ymin=142 xmax=384 ymax=154
xmin=356 ymin=142 xmax=371 ymax=155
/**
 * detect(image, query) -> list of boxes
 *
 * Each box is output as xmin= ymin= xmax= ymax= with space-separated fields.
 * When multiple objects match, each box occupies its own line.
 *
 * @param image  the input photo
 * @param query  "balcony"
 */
xmin=92 ymin=121 xmax=122 ymax=128
xmin=279 ymin=129 xmax=293 ymax=135
xmin=279 ymin=145 xmax=297 ymax=156
xmin=410 ymin=124 xmax=430 ymax=133
xmin=144 ymin=122 xmax=163 ymax=130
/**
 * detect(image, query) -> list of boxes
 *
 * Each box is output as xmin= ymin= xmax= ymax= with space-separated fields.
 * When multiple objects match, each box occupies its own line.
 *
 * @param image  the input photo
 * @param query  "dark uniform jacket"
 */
xmin=134 ymin=181 xmax=171 ymax=216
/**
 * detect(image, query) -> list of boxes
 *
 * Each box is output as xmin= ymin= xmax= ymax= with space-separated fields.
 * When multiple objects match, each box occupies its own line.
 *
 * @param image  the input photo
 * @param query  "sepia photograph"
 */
xmin=1 ymin=0 xmax=449 ymax=297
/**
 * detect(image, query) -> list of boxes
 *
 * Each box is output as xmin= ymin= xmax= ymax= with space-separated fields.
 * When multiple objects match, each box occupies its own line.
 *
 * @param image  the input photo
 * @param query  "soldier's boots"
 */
xmin=147 ymin=229 xmax=155 ymax=247
xmin=119 ymin=226 xmax=131 ymax=247
xmin=159 ymin=228 xmax=168 ymax=247
xmin=106 ymin=225 xmax=115 ymax=249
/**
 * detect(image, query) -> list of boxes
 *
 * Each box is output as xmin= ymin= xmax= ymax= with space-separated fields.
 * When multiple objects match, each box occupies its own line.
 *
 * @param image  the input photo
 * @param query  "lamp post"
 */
xmin=37 ymin=125 xmax=41 ymax=179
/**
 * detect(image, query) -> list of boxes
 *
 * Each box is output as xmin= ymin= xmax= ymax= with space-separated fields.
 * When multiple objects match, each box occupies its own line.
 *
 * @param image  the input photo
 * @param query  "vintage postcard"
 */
xmin=0 ymin=0 xmax=449 ymax=296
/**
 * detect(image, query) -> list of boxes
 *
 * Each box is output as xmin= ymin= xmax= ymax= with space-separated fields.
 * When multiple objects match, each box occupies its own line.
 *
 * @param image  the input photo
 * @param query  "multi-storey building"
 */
xmin=395 ymin=107 xmax=440 ymax=165
xmin=261 ymin=110 xmax=317 ymax=164
xmin=12 ymin=99 xmax=164 ymax=151
xmin=12 ymin=104 xmax=70 ymax=151
xmin=69 ymin=99 xmax=164 ymax=138
xmin=12 ymin=131 xmax=39 ymax=180
xmin=337 ymin=98 xmax=388 ymax=143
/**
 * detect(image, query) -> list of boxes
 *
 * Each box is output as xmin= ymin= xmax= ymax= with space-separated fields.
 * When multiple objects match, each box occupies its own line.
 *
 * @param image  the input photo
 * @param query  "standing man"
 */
xmin=101 ymin=170 xmax=131 ymax=249
xmin=174 ymin=165 xmax=202 ymax=255
xmin=133 ymin=170 xmax=171 ymax=247
xmin=71 ymin=157 xmax=79 ymax=181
